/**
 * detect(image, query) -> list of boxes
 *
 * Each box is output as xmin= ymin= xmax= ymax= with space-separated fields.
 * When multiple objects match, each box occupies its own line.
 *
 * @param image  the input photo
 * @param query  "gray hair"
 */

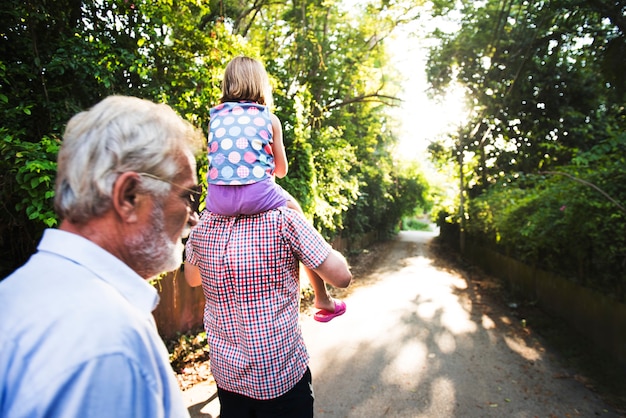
xmin=54 ymin=95 xmax=202 ymax=223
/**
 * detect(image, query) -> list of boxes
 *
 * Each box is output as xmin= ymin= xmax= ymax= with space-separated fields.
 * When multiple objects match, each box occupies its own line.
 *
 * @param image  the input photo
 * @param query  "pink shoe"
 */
xmin=313 ymin=300 xmax=346 ymax=323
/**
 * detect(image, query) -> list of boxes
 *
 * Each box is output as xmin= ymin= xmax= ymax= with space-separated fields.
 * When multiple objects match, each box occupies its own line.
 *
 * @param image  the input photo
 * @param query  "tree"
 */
xmin=0 ymin=0 xmax=246 ymax=277
xmin=427 ymin=0 xmax=625 ymax=187
xmin=426 ymin=0 xmax=626 ymax=300
xmin=1 ymin=0 xmax=434 ymax=277
xmin=217 ymin=0 xmax=428 ymax=235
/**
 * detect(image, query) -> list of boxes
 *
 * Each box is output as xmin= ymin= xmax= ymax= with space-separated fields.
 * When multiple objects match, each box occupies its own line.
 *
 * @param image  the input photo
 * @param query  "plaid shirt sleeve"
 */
xmin=278 ymin=208 xmax=331 ymax=270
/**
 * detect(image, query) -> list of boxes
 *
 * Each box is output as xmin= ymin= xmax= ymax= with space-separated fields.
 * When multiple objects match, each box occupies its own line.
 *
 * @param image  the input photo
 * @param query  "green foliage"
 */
xmin=166 ymin=329 xmax=210 ymax=373
xmin=0 ymin=0 xmax=245 ymax=274
xmin=426 ymin=0 xmax=626 ymax=300
xmin=310 ymin=126 xmax=360 ymax=235
xmin=1 ymin=0 xmax=433 ymax=278
xmin=466 ymin=134 xmax=626 ymax=300
xmin=395 ymin=161 xmax=433 ymax=217
xmin=237 ymin=0 xmax=425 ymax=239
xmin=428 ymin=0 xmax=625 ymax=188
xmin=0 ymin=131 xmax=60 ymax=278
xmin=402 ymin=217 xmax=431 ymax=231
xmin=1 ymin=133 xmax=59 ymax=226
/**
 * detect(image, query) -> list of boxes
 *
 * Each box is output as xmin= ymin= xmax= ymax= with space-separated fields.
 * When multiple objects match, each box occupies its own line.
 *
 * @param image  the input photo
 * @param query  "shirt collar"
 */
xmin=37 ymin=229 xmax=160 ymax=313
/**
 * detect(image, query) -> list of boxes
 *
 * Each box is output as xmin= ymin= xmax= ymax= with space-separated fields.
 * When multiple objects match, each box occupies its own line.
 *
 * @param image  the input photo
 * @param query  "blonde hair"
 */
xmin=220 ymin=56 xmax=273 ymax=108
xmin=55 ymin=95 xmax=202 ymax=223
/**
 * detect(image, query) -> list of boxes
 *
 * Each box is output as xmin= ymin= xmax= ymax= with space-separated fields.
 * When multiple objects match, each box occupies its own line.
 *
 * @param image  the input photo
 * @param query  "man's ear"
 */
xmin=112 ymin=172 xmax=142 ymax=223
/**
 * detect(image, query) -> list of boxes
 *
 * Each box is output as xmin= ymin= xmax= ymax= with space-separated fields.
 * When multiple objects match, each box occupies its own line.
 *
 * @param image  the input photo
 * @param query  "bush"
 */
xmin=402 ymin=217 xmax=431 ymax=231
xmin=465 ymin=136 xmax=626 ymax=301
xmin=1 ymin=132 xmax=60 ymax=278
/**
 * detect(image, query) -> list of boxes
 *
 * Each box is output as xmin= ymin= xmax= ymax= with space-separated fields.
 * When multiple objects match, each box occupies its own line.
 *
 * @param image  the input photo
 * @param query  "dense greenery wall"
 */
xmin=0 ymin=0 xmax=432 ymax=278
xmin=426 ymin=0 xmax=626 ymax=301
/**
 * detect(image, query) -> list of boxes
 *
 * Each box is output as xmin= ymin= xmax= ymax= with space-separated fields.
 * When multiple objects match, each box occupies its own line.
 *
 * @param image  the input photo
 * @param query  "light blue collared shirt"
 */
xmin=0 ymin=229 xmax=189 ymax=417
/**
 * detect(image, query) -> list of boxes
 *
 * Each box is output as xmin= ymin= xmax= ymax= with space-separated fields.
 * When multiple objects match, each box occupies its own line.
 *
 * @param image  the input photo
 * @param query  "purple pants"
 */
xmin=207 ymin=178 xmax=291 ymax=216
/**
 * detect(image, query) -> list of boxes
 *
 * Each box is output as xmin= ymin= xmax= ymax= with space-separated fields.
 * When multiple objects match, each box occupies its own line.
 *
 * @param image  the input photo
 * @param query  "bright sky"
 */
xmin=386 ymin=10 xmax=467 ymax=160
xmin=337 ymin=0 xmax=467 ymax=160
xmin=337 ymin=0 xmax=465 ymax=205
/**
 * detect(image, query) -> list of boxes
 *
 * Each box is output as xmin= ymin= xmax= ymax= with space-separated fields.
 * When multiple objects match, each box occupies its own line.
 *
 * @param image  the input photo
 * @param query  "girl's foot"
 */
xmin=313 ymin=299 xmax=346 ymax=323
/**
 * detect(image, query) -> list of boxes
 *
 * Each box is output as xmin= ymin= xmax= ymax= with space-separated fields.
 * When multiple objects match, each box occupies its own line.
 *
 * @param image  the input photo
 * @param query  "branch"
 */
xmin=539 ymin=171 xmax=626 ymax=215
xmin=326 ymin=93 xmax=401 ymax=111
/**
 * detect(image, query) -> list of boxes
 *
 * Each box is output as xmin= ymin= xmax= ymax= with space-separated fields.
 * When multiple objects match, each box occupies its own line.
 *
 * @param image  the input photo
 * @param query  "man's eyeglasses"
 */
xmin=138 ymin=172 xmax=203 ymax=213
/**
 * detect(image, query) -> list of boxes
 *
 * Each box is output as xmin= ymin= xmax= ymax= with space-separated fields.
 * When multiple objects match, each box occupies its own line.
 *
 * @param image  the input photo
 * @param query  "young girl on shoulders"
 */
xmin=206 ymin=56 xmax=346 ymax=322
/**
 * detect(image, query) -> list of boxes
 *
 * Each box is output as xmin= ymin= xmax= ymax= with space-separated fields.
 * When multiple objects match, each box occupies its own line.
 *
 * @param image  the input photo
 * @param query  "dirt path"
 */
xmin=183 ymin=229 xmax=623 ymax=417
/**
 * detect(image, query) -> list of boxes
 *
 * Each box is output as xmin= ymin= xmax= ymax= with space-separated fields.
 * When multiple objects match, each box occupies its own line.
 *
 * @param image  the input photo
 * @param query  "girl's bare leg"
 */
xmin=286 ymin=198 xmax=304 ymax=213
xmin=304 ymin=267 xmax=336 ymax=312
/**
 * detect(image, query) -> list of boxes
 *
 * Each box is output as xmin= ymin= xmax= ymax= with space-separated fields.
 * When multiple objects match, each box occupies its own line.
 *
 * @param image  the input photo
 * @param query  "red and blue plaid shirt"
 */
xmin=185 ymin=208 xmax=330 ymax=400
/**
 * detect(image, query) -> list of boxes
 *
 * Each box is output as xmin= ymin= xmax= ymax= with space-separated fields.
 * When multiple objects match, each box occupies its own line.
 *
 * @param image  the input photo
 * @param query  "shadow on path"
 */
xmin=185 ymin=230 xmax=623 ymax=417
xmin=301 ymin=230 xmax=621 ymax=417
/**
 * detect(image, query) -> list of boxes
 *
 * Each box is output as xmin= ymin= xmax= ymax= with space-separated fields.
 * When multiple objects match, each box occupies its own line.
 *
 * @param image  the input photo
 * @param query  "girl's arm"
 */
xmin=270 ymin=113 xmax=288 ymax=178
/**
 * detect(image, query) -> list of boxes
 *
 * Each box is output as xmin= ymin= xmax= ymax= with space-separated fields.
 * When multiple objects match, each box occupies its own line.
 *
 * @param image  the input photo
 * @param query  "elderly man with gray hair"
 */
xmin=0 ymin=96 xmax=202 ymax=417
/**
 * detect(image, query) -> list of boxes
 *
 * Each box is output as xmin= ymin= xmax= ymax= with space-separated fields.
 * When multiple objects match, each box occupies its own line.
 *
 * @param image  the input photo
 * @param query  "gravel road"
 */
xmin=183 ymin=229 xmax=623 ymax=417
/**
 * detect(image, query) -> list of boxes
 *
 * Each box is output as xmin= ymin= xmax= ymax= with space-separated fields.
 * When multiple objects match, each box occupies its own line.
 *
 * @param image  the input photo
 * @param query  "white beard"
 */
xmin=125 ymin=203 xmax=184 ymax=278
